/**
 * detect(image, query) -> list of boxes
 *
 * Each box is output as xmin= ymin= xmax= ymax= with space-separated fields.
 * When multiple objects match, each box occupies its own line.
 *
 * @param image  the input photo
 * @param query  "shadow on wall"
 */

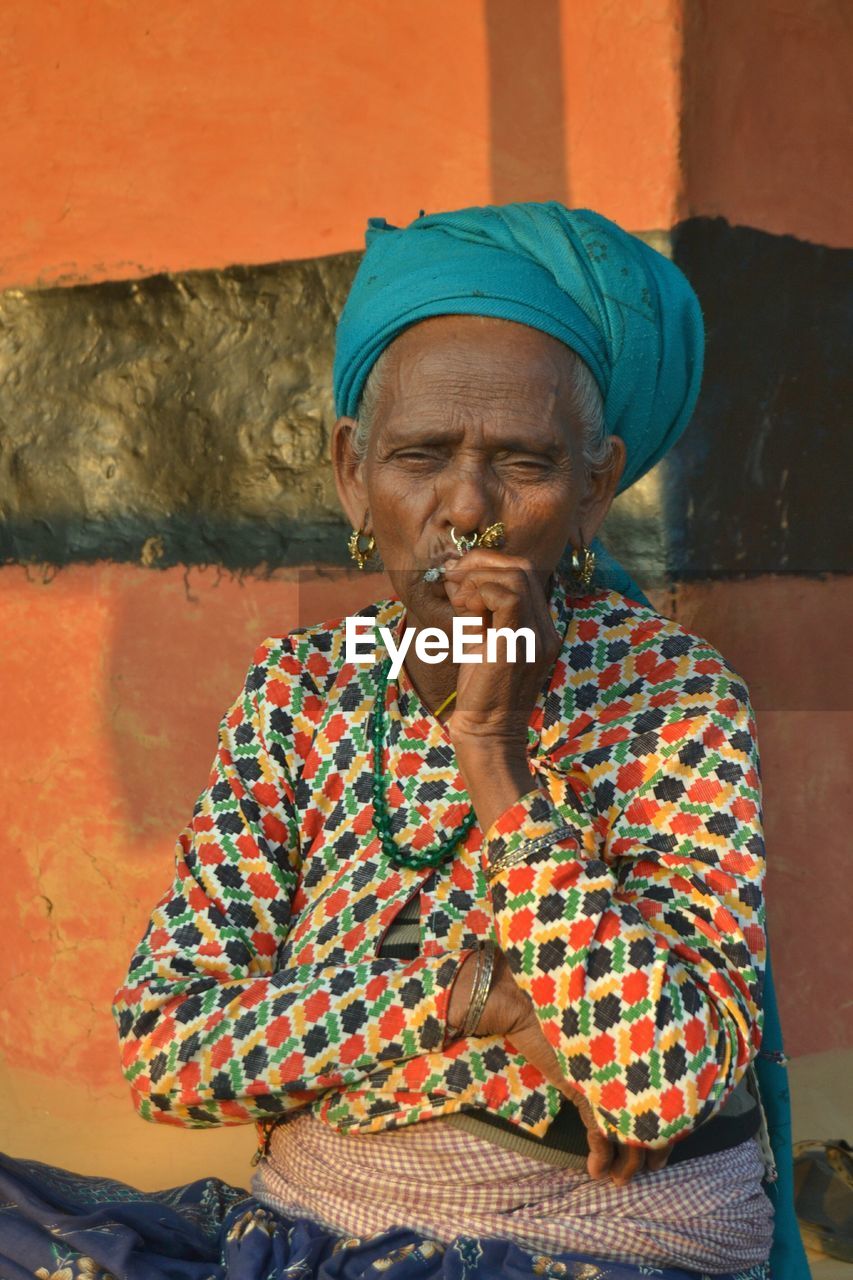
xmin=681 ymin=0 xmax=852 ymax=250
xmin=485 ymin=0 xmax=568 ymax=205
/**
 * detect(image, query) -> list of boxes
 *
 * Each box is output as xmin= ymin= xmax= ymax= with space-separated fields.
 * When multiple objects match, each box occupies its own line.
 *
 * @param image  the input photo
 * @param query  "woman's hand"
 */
xmin=442 ymin=551 xmax=560 ymax=745
xmin=442 ymin=552 xmax=561 ymax=832
xmin=450 ymin=947 xmax=673 ymax=1185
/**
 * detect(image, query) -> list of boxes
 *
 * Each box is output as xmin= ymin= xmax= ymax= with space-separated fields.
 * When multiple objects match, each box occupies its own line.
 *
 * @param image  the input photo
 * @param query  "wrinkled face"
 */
xmin=333 ymin=315 xmax=624 ymax=628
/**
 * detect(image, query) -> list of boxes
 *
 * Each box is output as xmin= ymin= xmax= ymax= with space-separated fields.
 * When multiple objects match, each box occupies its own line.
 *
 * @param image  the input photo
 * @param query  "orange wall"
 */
xmin=4 ymin=0 xmax=848 ymax=293
xmin=0 ymin=566 xmax=384 ymax=1095
xmin=1 ymin=0 xmax=681 ymax=288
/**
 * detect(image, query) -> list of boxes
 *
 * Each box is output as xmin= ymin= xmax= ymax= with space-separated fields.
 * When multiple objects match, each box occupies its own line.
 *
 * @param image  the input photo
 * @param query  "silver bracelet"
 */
xmin=487 ymin=824 xmax=579 ymax=882
xmin=462 ymin=940 xmax=497 ymax=1037
xmin=444 ymin=951 xmax=480 ymax=1043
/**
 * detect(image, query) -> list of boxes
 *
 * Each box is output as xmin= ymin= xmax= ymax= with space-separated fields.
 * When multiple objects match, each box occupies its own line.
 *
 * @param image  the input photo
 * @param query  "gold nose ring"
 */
xmin=423 ymin=522 xmax=506 ymax=583
xmin=478 ymin=522 xmax=505 ymax=549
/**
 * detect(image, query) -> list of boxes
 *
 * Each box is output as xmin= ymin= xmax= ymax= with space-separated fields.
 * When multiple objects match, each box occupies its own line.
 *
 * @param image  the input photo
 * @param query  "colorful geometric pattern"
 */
xmin=113 ymin=576 xmax=766 ymax=1150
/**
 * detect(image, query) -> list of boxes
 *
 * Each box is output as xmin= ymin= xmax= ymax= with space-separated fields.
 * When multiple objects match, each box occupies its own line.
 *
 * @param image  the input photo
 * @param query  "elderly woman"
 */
xmin=0 ymin=203 xmax=806 ymax=1280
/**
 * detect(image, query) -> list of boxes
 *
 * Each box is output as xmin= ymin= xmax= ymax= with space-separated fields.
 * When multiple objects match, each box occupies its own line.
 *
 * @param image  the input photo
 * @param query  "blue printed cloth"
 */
xmin=0 ymin=1150 xmax=771 ymax=1280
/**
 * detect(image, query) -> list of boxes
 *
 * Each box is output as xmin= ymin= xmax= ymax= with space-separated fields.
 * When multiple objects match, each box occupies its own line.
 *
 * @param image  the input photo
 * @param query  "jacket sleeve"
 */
xmin=484 ymin=665 xmax=766 ymax=1149
xmin=113 ymin=637 xmax=470 ymax=1128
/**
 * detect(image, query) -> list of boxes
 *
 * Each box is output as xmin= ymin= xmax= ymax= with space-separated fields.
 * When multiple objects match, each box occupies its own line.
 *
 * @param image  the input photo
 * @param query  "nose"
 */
xmin=438 ymin=457 xmax=495 ymax=541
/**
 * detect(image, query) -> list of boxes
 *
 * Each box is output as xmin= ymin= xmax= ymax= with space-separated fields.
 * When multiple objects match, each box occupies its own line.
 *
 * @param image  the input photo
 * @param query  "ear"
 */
xmin=331 ymin=417 xmax=370 ymax=530
xmin=578 ymin=435 xmax=627 ymax=542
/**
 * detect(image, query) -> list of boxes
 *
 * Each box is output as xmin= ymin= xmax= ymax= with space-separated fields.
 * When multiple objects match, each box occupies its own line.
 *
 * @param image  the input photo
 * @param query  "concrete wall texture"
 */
xmin=1 ymin=0 xmax=851 ymax=1194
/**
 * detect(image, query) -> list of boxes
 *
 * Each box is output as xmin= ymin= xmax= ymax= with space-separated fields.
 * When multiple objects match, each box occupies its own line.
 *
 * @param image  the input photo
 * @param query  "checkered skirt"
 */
xmin=252 ymin=1113 xmax=773 ymax=1272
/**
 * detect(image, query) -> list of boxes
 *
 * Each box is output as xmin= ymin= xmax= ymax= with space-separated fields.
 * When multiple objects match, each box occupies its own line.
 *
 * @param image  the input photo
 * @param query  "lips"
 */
xmin=420 ymin=544 xmax=457 ymax=582
xmin=423 ymin=555 xmax=456 ymax=582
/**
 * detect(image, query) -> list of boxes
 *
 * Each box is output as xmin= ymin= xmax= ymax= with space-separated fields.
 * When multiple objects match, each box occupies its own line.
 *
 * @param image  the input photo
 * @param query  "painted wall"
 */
xmin=4 ymin=0 xmax=849 ymax=291
xmin=1 ymin=0 xmax=850 ymax=1198
xmin=1 ymin=0 xmax=680 ymax=288
xmin=0 ymin=566 xmax=387 ymax=1188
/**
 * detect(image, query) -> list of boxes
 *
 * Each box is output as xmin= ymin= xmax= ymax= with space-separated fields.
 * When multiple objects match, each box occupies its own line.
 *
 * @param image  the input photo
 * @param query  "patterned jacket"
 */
xmin=113 ymin=577 xmax=766 ymax=1150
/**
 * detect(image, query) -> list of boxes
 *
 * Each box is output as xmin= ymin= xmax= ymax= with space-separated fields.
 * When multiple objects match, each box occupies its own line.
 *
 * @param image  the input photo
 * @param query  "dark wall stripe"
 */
xmin=669 ymin=218 xmax=852 ymax=577
xmin=0 ymin=253 xmax=360 ymax=570
xmin=0 ymin=514 xmax=347 ymax=572
xmin=0 ymin=220 xmax=848 ymax=578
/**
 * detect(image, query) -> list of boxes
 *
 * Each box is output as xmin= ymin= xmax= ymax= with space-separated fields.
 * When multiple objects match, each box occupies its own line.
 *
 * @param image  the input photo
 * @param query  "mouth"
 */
xmin=417 ymin=523 xmax=506 ymax=584
xmin=419 ymin=544 xmax=457 ymax=584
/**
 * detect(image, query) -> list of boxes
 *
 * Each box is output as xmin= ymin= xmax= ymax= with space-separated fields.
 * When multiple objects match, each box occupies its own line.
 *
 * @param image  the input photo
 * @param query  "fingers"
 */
xmin=563 ymin=1089 xmax=612 ymax=1181
xmin=609 ymin=1143 xmax=648 ymax=1186
xmin=443 ymin=574 xmax=520 ymax=622
xmin=442 ymin=554 xmax=559 ymax=654
xmin=584 ymin=1128 xmax=616 ymax=1181
xmin=568 ymin=1087 xmax=672 ymax=1185
xmin=443 ymin=549 xmax=537 ymax=577
xmin=442 ymin=551 xmax=540 ymax=609
xmin=443 ymin=561 xmax=534 ymax=620
xmin=646 ymin=1143 xmax=674 ymax=1172
xmin=608 ymin=1141 xmax=672 ymax=1184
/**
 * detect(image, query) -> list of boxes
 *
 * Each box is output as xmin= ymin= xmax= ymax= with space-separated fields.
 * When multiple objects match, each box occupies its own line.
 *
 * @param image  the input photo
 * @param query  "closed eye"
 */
xmin=494 ymin=453 xmax=554 ymax=471
xmin=393 ymin=448 xmax=447 ymax=465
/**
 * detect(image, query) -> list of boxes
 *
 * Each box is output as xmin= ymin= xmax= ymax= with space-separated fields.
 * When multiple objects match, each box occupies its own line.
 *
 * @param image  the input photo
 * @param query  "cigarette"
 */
xmin=423 ymin=565 xmax=445 ymax=583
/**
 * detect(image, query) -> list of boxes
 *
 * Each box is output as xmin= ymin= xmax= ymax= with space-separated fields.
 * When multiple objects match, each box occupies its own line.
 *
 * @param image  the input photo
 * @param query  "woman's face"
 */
xmin=333 ymin=314 xmax=625 ymax=629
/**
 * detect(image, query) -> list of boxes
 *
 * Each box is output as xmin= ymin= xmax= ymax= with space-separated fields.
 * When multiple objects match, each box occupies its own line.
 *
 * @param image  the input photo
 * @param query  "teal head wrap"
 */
xmin=333 ymin=201 xmax=704 ymax=604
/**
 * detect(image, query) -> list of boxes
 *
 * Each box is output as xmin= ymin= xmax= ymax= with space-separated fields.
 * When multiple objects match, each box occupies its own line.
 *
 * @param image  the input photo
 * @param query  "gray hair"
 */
xmin=351 ymin=342 xmax=613 ymax=480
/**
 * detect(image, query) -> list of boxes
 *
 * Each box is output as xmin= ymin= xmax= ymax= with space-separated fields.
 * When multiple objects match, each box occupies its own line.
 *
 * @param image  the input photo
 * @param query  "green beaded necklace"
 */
xmin=371 ymin=655 xmax=478 ymax=871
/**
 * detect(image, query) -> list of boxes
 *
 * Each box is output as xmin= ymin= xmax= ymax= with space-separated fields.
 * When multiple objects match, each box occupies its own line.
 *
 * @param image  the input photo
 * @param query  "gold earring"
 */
xmin=570 ymin=543 xmax=595 ymax=588
xmin=348 ymin=527 xmax=376 ymax=571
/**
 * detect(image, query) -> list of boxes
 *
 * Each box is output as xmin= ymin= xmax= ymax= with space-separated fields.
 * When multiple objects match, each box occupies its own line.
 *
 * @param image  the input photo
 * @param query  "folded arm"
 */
xmin=474 ymin=679 xmax=766 ymax=1148
xmin=113 ymin=638 xmax=470 ymax=1128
